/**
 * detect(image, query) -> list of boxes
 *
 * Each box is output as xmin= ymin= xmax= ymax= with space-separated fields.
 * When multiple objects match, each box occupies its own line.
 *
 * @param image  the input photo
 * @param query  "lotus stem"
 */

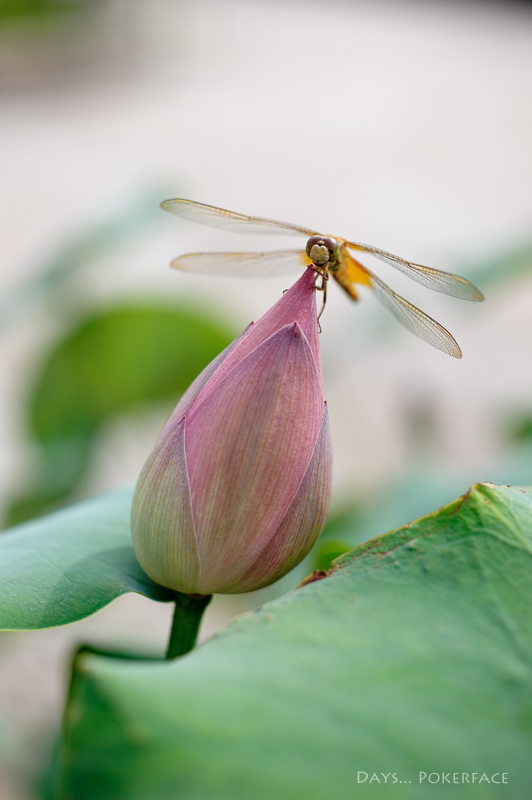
xmin=165 ymin=592 xmax=212 ymax=659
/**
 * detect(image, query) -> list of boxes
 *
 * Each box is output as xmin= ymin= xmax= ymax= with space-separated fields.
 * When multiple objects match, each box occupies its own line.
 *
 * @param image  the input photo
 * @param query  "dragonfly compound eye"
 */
xmin=306 ymin=235 xmax=331 ymax=267
xmin=322 ymin=236 xmax=340 ymax=264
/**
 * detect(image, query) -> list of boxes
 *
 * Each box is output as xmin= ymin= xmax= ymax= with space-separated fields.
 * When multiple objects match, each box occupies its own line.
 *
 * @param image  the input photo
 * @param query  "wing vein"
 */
xmin=170 ymin=250 xmax=309 ymax=277
xmin=366 ymin=269 xmax=462 ymax=358
xmin=347 ymin=241 xmax=483 ymax=302
xmin=162 ymin=199 xmax=316 ymax=237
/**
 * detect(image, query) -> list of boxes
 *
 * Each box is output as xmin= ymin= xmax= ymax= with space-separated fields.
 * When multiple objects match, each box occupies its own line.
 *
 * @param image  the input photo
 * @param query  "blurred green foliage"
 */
xmin=0 ymin=0 xmax=86 ymax=19
xmin=5 ymin=304 xmax=232 ymax=526
xmin=509 ymin=416 xmax=532 ymax=443
xmin=31 ymin=303 xmax=231 ymax=440
xmin=466 ymin=239 xmax=532 ymax=288
xmin=0 ymin=0 xmax=83 ymax=21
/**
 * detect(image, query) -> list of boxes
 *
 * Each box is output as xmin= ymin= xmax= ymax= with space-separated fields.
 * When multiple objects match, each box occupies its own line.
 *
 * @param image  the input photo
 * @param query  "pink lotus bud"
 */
xmin=131 ymin=268 xmax=332 ymax=595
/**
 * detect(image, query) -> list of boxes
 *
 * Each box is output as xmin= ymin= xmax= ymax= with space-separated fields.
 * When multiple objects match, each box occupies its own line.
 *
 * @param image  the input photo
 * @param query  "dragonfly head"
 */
xmin=306 ymin=235 xmax=340 ymax=268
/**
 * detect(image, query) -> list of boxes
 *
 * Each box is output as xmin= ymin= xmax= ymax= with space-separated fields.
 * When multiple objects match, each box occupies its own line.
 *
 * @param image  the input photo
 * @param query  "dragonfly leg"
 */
xmin=316 ymin=269 xmax=329 ymax=322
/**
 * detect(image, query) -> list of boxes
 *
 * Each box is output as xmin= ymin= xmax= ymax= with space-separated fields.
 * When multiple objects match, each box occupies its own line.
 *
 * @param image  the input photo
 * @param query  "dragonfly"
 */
xmin=161 ymin=198 xmax=484 ymax=359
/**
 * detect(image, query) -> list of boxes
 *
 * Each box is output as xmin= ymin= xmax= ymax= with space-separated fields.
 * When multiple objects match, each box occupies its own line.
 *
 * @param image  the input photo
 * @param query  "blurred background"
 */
xmin=1 ymin=0 xmax=532 ymax=796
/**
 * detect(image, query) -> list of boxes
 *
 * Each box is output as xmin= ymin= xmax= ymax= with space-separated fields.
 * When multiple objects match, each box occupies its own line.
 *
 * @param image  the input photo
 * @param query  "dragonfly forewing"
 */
xmin=161 ymin=199 xmax=316 ymax=237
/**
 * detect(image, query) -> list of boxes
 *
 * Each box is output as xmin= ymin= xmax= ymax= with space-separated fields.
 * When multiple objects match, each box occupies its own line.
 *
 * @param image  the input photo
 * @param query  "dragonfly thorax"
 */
xmin=306 ymin=235 xmax=340 ymax=268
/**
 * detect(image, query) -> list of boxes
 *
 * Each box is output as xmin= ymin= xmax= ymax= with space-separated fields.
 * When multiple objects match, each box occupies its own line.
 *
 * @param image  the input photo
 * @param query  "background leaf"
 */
xmin=30 ymin=303 xmax=232 ymax=438
xmin=56 ymin=484 xmax=532 ymax=800
xmin=0 ymin=487 xmax=173 ymax=630
xmin=5 ymin=303 xmax=233 ymax=526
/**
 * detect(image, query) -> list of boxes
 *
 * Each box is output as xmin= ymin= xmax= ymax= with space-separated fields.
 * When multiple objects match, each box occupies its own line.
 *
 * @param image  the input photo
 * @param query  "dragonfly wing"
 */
xmin=170 ymin=250 xmax=310 ymax=276
xmin=365 ymin=269 xmax=462 ymax=358
xmin=161 ymin=199 xmax=316 ymax=237
xmin=347 ymin=241 xmax=484 ymax=302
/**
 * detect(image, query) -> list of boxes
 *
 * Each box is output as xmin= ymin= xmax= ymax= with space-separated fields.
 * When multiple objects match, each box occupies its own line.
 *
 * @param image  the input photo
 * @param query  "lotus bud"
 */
xmin=131 ymin=268 xmax=332 ymax=594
